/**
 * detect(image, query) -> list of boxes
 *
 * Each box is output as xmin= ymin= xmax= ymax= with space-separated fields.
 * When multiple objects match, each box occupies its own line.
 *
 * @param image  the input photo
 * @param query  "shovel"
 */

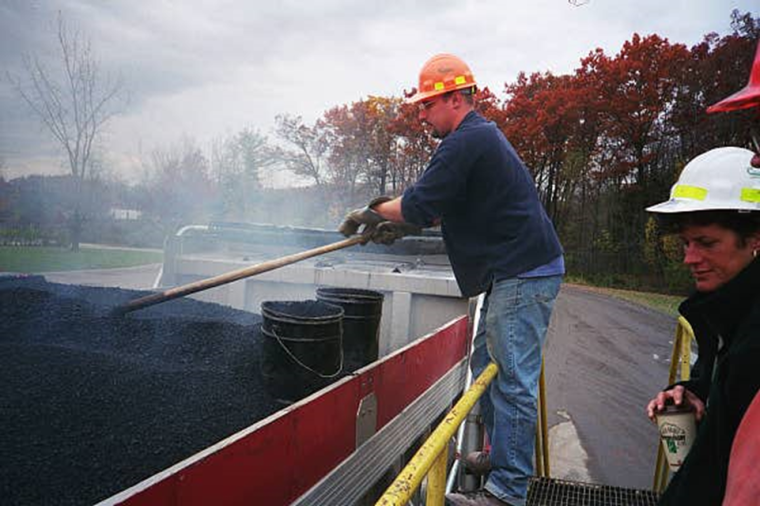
xmin=114 ymin=235 xmax=367 ymax=315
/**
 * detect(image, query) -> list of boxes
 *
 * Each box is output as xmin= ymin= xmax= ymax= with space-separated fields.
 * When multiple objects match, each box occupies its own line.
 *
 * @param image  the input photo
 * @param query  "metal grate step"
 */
xmin=527 ymin=477 xmax=660 ymax=506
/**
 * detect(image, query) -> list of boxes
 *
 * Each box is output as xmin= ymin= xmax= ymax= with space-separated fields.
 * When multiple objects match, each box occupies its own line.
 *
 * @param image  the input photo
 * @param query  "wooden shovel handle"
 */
xmin=116 ymin=235 xmax=367 ymax=314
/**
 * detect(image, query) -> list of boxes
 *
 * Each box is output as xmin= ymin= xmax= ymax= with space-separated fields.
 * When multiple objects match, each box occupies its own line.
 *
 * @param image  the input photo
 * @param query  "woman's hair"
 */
xmin=658 ymin=211 xmax=760 ymax=245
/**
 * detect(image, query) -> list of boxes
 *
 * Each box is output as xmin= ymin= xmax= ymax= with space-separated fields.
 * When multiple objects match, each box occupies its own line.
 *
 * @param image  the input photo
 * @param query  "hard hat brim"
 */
xmin=407 ymin=89 xmax=439 ymax=104
xmin=646 ymin=199 xmax=759 ymax=214
xmin=646 ymin=199 xmax=707 ymax=214
xmin=707 ymin=40 xmax=760 ymax=113
xmin=706 ymin=84 xmax=760 ymax=113
xmin=406 ymin=84 xmax=476 ymax=105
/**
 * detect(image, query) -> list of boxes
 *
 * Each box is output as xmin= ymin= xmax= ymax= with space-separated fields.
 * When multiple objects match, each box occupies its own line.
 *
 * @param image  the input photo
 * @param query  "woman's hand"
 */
xmin=646 ymin=385 xmax=706 ymax=423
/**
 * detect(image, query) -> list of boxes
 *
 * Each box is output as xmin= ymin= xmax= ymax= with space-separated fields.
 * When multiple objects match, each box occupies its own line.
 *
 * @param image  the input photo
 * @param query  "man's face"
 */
xmin=417 ymin=94 xmax=454 ymax=139
xmin=679 ymin=223 xmax=759 ymax=292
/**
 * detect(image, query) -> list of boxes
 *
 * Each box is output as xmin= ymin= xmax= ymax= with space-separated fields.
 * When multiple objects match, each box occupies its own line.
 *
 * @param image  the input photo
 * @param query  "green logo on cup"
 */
xmin=661 ymin=422 xmax=687 ymax=454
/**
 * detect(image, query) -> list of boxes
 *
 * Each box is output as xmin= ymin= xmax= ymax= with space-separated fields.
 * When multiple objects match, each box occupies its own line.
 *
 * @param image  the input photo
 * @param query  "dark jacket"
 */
xmin=659 ymin=257 xmax=760 ymax=505
xmin=400 ymin=111 xmax=563 ymax=297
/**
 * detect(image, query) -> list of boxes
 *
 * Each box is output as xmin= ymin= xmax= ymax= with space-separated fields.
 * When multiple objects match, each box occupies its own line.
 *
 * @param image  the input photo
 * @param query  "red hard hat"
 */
xmin=707 ymin=40 xmax=760 ymax=113
xmin=408 ymin=53 xmax=477 ymax=104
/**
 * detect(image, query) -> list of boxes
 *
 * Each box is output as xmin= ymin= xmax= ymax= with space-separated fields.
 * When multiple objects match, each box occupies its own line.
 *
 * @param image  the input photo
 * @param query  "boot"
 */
xmin=445 ymin=489 xmax=514 ymax=506
xmin=464 ymin=450 xmax=491 ymax=475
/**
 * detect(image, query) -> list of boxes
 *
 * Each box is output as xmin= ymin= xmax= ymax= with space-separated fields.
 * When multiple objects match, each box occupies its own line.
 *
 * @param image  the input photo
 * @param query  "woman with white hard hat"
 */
xmin=646 ymin=42 xmax=760 ymax=506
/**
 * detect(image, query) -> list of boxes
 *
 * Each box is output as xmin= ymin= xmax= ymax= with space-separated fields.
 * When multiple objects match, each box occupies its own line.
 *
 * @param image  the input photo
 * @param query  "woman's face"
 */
xmin=680 ymin=223 xmax=760 ymax=292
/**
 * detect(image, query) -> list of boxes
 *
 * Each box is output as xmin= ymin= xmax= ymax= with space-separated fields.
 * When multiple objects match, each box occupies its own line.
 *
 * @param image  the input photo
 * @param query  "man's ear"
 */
xmin=749 ymin=231 xmax=760 ymax=253
xmin=450 ymin=91 xmax=464 ymax=109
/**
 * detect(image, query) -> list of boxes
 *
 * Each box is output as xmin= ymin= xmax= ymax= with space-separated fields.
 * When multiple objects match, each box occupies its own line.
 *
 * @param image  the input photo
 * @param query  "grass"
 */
xmin=565 ymin=275 xmax=683 ymax=317
xmin=0 ymin=246 xmax=163 ymax=273
xmin=593 ymin=286 xmax=682 ymax=317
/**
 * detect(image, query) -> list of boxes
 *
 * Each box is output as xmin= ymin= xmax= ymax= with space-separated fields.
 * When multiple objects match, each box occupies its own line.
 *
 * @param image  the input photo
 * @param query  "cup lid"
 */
xmin=661 ymin=403 xmax=694 ymax=414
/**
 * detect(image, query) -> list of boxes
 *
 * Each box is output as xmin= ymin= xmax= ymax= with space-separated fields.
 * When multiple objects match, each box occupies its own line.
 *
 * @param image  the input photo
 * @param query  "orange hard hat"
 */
xmin=408 ymin=53 xmax=477 ymax=104
xmin=707 ymin=40 xmax=760 ymax=113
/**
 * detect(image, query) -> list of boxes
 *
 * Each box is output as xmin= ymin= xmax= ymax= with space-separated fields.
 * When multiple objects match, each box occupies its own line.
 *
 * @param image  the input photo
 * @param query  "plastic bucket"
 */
xmin=260 ymin=300 xmax=344 ymax=404
xmin=316 ymin=287 xmax=384 ymax=371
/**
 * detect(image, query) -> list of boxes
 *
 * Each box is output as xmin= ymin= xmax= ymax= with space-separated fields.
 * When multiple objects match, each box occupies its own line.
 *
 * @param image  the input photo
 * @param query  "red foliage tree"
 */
xmin=387 ymin=90 xmax=437 ymax=190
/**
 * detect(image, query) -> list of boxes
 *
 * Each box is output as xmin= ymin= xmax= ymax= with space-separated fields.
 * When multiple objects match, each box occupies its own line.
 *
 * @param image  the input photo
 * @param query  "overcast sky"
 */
xmin=0 ymin=0 xmax=756 ymax=185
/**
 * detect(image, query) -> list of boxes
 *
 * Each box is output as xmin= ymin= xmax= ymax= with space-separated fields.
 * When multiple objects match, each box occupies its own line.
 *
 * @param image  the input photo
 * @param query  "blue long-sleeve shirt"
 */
xmin=401 ymin=111 xmax=563 ymax=297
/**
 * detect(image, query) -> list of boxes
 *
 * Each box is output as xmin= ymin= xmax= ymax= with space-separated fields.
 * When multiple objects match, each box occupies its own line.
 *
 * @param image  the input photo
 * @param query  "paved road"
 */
xmin=544 ymin=284 xmax=676 ymax=490
xmin=39 ymin=266 xmax=678 ymax=490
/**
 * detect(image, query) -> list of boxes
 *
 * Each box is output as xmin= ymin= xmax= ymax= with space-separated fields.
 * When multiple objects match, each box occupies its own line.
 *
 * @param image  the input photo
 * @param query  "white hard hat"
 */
xmin=646 ymin=147 xmax=760 ymax=214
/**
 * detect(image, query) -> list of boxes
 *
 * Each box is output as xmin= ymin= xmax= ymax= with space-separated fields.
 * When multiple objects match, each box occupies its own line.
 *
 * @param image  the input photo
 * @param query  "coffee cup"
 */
xmin=656 ymin=403 xmax=697 ymax=471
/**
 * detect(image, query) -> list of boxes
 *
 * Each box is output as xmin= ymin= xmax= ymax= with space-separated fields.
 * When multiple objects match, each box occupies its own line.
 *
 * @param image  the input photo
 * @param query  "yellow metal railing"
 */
xmin=652 ymin=316 xmax=695 ymax=492
xmin=376 ymin=360 xmax=550 ymax=506
xmin=536 ymin=360 xmax=550 ymax=477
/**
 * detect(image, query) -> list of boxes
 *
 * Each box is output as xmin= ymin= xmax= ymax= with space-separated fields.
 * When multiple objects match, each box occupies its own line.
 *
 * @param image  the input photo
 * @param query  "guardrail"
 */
xmin=652 ymin=316 xmax=695 ymax=492
xmin=375 ymin=360 xmax=551 ymax=506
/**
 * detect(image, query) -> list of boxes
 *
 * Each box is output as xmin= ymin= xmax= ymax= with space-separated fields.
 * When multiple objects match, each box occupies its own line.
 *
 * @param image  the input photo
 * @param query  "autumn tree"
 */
xmin=362 ymin=96 xmax=403 ymax=196
xmin=318 ymin=104 xmax=364 ymax=206
xmin=671 ymin=10 xmax=760 ymax=160
xmin=8 ymin=13 xmax=124 ymax=250
xmin=317 ymin=97 xmax=404 ymax=208
xmin=571 ymin=34 xmax=691 ymax=274
xmin=503 ymin=72 xmax=591 ymax=228
xmin=387 ymin=96 xmax=437 ymax=190
xmin=592 ymin=34 xmax=689 ymax=189
xmin=274 ymin=114 xmax=330 ymax=187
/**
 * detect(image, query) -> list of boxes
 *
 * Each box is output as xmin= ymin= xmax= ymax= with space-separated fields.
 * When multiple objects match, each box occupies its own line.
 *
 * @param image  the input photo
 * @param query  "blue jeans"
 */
xmin=470 ymin=275 xmax=562 ymax=506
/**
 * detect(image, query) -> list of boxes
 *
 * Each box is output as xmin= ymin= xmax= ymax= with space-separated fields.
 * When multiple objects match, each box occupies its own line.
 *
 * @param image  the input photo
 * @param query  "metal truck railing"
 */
xmin=375 ymin=360 xmax=551 ymax=506
xmin=652 ymin=316 xmax=695 ymax=492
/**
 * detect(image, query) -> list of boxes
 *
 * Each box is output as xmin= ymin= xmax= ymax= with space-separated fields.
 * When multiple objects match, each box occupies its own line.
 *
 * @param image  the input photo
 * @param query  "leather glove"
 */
xmin=338 ymin=196 xmax=392 ymax=237
xmin=370 ymin=221 xmax=422 ymax=245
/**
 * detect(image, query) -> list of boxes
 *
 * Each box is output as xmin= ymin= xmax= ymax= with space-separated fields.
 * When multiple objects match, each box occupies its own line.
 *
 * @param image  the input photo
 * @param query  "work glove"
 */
xmin=371 ymin=221 xmax=422 ymax=245
xmin=338 ymin=196 xmax=392 ymax=237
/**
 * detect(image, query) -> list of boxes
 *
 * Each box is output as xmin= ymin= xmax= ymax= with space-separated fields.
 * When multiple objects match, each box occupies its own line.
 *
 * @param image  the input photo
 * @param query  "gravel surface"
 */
xmin=0 ymin=275 xmax=288 ymax=505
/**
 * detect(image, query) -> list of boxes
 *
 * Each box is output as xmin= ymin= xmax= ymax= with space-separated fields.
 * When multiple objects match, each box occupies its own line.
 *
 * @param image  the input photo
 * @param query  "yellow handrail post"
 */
xmin=678 ymin=317 xmax=693 ymax=381
xmin=535 ymin=426 xmax=544 ymax=478
xmin=539 ymin=360 xmax=550 ymax=477
xmin=653 ymin=446 xmax=667 ymax=491
xmin=426 ymin=446 xmax=448 ymax=506
xmin=376 ymin=362 xmax=499 ymax=506
xmin=657 ymin=454 xmax=670 ymax=491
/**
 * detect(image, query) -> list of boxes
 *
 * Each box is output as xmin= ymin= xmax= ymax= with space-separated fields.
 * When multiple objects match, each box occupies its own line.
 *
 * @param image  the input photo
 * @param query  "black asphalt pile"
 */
xmin=0 ymin=276 xmax=286 ymax=506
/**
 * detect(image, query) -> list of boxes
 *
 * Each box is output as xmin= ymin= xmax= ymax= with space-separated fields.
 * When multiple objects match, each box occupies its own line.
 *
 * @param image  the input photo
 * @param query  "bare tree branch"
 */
xmin=7 ymin=11 xmax=125 ymax=249
xmin=274 ymin=114 xmax=328 ymax=187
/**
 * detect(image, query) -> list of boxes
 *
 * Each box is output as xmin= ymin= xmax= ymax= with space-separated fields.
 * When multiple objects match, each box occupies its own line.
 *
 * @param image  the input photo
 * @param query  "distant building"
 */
xmin=109 ymin=208 xmax=142 ymax=220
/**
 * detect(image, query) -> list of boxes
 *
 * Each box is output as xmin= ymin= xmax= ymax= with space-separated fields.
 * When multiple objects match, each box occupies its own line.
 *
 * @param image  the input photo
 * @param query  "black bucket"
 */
xmin=260 ymin=300 xmax=344 ymax=404
xmin=316 ymin=287 xmax=384 ymax=371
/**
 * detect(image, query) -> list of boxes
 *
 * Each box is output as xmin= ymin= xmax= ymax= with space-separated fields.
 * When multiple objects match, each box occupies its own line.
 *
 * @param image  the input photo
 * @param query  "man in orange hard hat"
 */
xmin=340 ymin=54 xmax=564 ymax=506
